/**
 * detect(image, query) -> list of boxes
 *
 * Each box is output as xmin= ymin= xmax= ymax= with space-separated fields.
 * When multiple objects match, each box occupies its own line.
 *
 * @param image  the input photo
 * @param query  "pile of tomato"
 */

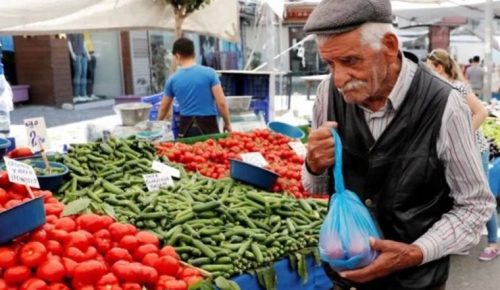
xmin=0 ymin=172 xmax=202 ymax=290
xmin=156 ymin=129 xmax=311 ymax=198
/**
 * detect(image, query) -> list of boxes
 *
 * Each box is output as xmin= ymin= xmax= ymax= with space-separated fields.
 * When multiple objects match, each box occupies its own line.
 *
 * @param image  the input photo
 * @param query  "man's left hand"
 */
xmin=340 ymin=237 xmax=423 ymax=284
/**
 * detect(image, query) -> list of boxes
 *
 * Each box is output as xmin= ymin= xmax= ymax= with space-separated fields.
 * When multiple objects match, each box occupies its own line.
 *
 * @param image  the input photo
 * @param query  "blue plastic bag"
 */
xmin=319 ymin=128 xmax=380 ymax=272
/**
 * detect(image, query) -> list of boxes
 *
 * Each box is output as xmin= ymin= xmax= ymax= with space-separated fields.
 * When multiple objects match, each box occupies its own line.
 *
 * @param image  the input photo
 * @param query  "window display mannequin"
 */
xmin=84 ymin=32 xmax=98 ymax=101
xmin=68 ymin=33 xmax=90 ymax=102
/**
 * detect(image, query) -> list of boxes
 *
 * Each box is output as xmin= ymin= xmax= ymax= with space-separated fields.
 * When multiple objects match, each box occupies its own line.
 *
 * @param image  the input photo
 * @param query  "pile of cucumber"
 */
xmin=55 ymin=136 xmax=185 ymax=206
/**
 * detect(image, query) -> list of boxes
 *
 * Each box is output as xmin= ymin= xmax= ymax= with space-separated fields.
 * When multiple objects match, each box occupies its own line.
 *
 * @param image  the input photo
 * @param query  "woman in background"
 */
xmin=427 ymin=49 xmax=498 ymax=261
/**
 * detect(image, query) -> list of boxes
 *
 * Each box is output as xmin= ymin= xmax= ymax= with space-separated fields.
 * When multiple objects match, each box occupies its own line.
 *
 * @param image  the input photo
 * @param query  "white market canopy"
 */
xmin=0 ymin=0 xmax=239 ymax=42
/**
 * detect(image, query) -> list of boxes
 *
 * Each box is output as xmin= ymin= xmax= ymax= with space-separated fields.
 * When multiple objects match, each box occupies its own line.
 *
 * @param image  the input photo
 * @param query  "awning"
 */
xmin=0 ymin=0 xmax=239 ymax=43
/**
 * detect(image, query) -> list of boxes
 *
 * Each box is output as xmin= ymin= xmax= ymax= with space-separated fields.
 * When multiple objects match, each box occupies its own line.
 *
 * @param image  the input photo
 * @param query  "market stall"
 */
xmin=0 ymin=119 xmax=335 ymax=290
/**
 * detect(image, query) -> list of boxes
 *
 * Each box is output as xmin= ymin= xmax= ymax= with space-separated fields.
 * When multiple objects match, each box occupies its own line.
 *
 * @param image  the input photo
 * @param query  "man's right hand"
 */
xmin=306 ymin=121 xmax=338 ymax=174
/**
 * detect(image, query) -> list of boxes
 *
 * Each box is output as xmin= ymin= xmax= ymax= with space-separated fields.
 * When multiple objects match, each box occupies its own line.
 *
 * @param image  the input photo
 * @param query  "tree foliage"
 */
xmin=164 ymin=0 xmax=212 ymax=17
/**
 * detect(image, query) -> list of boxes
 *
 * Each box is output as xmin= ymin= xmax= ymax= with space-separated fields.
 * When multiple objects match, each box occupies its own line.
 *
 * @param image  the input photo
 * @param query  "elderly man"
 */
xmin=302 ymin=0 xmax=496 ymax=290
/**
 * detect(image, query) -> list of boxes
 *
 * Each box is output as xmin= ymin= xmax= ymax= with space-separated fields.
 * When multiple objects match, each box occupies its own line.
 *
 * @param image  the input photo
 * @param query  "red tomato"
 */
xmin=54 ymin=218 xmax=76 ymax=232
xmin=0 ymin=171 xmax=10 ymax=188
xmin=61 ymin=258 xmax=77 ymax=278
xmin=44 ymin=241 xmax=63 ymax=256
xmin=108 ymin=223 xmax=129 ymax=242
xmin=36 ymin=260 xmax=65 ymax=283
xmin=19 ymin=278 xmax=47 ymax=290
xmin=118 ymin=236 xmax=138 ymax=252
xmin=154 ymin=256 xmax=179 ymax=276
xmin=135 ymin=232 xmax=159 ymax=247
xmin=105 ymin=248 xmax=133 ymax=265
xmin=133 ymin=244 xmax=158 ymax=262
xmin=64 ymin=232 xmax=89 ymax=251
xmin=142 ymin=253 xmax=159 ymax=268
xmin=20 ymin=242 xmax=47 ymax=268
xmin=47 ymin=283 xmax=70 ymax=290
xmin=158 ymin=246 xmax=179 ymax=260
xmin=4 ymin=266 xmax=31 ymax=285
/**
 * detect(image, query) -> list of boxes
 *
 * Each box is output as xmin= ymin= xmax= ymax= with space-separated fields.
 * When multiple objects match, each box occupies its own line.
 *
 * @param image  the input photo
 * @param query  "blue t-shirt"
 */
xmin=164 ymin=65 xmax=220 ymax=116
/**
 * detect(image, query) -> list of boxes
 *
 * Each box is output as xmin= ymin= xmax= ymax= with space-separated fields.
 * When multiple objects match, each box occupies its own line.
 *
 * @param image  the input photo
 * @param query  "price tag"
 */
xmin=288 ymin=142 xmax=307 ymax=158
xmin=4 ymin=157 xmax=40 ymax=188
xmin=152 ymin=160 xmax=180 ymax=178
xmin=143 ymin=173 xmax=173 ymax=192
xmin=241 ymin=152 xmax=268 ymax=167
xmin=24 ymin=117 xmax=50 ymax=151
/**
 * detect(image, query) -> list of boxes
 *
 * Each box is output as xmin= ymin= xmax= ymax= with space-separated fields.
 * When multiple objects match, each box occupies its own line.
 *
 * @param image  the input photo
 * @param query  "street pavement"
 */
xmin=9 ymin=105 xmax=500 ymax=290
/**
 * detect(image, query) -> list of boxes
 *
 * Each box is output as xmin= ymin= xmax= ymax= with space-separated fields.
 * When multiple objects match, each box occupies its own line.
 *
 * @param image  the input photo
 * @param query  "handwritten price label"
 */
xmin=241 ymin=152 xmax=268 ymax=168
xmin=143 ymin=173 xmax=174 ymax=192
xmin=288 ymin=142 xmax=307 ymax=158
xmin=4 ymin=157 xmax=40 ymax=188
xmin=152 ymin=160 xmax=180 ymax=178
xmin=24 ymin=117 xmax=50 ymax=151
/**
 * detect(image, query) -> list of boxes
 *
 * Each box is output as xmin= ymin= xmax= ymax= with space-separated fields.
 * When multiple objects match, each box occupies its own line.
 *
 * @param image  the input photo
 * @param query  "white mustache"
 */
xmin=338 ymin=80 xmax=368 ymax=93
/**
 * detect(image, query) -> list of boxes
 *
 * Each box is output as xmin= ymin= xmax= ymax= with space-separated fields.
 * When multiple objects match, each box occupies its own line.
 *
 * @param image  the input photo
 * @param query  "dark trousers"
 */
xmin=87 ymin=53 xmax=96 ymax=95
xmin=179 ymin=116 xmax=220 ymax=138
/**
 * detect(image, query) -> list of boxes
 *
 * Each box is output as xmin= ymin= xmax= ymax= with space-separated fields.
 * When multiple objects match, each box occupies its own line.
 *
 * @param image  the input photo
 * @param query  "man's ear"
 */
xmin=381 ymin=33 xmax=400 ymax=64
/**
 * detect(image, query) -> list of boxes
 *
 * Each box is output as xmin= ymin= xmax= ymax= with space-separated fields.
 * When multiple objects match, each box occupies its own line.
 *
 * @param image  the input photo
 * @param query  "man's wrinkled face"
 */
xmin=318 ymin=29 xmax=388 ymax=104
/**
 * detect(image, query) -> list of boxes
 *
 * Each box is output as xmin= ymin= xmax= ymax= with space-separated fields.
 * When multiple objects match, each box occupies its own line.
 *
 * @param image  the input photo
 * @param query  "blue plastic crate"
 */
xmin=141 ymin=93 xmax=163 ymax=104
xmin=220 ymin=75 xmax=237 ymax=96
xmin=243 ymin=76 xmax=269 ymax=99
xmin=493 ymin=93 xmax=500 ymax=100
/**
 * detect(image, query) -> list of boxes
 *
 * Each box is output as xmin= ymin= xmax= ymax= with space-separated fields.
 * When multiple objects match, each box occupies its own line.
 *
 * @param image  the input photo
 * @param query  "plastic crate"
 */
xmin=243 ymin=76 xmax=269 ymax=99
xmin=220 ymin=75 xmax=237 ymax=96
xmin=493 ymin=93 xmax=500 ymax=100
xmin=141 ymin=93 xmax=163 ymax=104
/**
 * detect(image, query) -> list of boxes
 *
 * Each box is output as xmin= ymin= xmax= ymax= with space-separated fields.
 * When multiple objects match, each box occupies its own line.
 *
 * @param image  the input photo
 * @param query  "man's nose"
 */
xmin=333 ymin=67 xmax=350 ymax=89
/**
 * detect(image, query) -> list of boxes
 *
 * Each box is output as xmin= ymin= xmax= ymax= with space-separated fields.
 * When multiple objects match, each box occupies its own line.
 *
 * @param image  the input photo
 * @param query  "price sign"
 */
xmin=143 ymin=173 xmax=173 ymax=192
xmin=288 ymin=142 xmax=307 ymax=158
xmin=24 ymin=117 xmax=50 ymax=151
xmin=241 ymin=152 xmax=268 ymax=167
xmin=152 ymin=160 xmax=180 ymax=178
xmin=4 ymin=157 xmax=40 ymax=188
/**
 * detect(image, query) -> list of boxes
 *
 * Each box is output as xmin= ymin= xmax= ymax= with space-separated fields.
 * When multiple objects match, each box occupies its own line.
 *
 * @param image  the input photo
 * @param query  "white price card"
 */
xmin=24 ymin=117 xmax=50 ymax=151
xmin=143 ymin=173 xmax=174 ymax=192
xmin=241 ymin=152 xmax=268 ymax=168
xmin=288 ymin=142 xmax=307 ymax=158
xmin=152 ymin=160 xmax=180 ymax=178
xmin=4 ymin=157 xmax=40 ymax=188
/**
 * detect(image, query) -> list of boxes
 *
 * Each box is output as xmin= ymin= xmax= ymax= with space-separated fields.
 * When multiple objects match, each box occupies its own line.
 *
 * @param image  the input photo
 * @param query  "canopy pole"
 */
xmin=484 ymin=0 xmax=494 ymax=102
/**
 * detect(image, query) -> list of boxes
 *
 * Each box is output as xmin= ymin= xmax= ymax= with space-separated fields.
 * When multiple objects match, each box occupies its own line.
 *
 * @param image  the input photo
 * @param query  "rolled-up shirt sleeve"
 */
xmin=413 ymin=90 xmax=497 ymax=264
xmin=302 ymin=78 xmax=331 ymax=195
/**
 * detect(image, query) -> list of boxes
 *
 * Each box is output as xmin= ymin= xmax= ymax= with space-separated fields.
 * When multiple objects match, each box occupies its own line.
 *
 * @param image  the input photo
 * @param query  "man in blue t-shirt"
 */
xmin=158 ymin=38 xmax=231 ymax=137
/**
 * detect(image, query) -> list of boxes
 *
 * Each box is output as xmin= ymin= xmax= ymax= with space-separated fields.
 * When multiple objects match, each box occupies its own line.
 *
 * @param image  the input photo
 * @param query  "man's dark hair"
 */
xmin=173 ymin=38 xmax=195 ymax=58
xmin=473 ymin=56 xmax=481 ymax=63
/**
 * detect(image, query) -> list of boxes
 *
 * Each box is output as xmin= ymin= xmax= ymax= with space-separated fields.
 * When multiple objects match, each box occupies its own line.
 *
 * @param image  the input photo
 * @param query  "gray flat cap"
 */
xmin=304 ymin=0 xmax=393 ymax=35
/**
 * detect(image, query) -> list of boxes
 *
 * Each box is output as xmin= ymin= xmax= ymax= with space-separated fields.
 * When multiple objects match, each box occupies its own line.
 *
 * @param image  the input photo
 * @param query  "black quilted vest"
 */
xmin=324 ymin=52 xmax=454 ymax=290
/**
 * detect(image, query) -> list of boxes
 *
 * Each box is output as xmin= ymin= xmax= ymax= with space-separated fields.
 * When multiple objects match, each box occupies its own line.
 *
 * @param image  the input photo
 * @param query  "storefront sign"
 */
xmin=288 ymin=142 xmax=307 ymax=158
xmin=4 ymin=157 xmax=40 ymax=188
xmin=241 ymin=152 xmax=268 ymax=167
xmin=143 ymin=173 xmax=173 ymax=192
xmin=24 ymin=117 xmax=50 ymax=152
xmin=152 ymin=160 xmax=180 ymax=178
